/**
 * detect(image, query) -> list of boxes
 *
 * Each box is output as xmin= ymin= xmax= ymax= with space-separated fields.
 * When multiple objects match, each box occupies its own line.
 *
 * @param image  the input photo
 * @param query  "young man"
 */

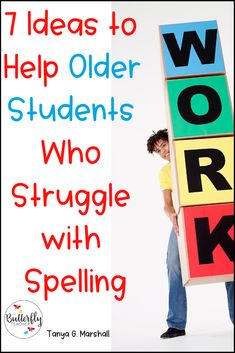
xmin=147 ymin=129 xmax=234 ymax=339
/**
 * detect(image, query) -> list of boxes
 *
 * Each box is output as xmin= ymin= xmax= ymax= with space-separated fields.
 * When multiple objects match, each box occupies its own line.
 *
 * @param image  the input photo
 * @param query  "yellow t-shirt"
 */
xmin=159 ymin=162 xmax=172 ymax=191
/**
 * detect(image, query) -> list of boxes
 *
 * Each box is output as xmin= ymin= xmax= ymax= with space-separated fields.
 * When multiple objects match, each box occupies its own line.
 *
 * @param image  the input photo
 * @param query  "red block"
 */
xmin=178 ymin=203 xmax=234 ymax=285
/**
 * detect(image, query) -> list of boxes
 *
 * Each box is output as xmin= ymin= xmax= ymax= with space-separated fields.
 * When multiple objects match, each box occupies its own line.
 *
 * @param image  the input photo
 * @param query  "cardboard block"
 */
xmin=159 ymin=20 xmax=225 ymax=78
xmin=177 ymin=203 xmax=234 ymax=286
xmin=173 ymin=136 xmax=234 ymax=210
xmin=166 ymin=75 xmax=234 ymax=139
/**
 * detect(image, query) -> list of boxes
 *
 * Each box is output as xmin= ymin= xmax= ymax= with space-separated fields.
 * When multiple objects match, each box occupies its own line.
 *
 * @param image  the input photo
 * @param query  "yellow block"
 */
xmin=174 ymin=136 xmax=234 ymax=207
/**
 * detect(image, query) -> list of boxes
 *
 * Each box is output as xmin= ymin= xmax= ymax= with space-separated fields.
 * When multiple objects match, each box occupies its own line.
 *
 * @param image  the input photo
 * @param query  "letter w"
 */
xmin=41 ymin=232 xmax=65 ymax=249
xmin=41 ymin=140 xmax=66 ymax=164
xmin=162 ymin=29 xmax=217 ymax=67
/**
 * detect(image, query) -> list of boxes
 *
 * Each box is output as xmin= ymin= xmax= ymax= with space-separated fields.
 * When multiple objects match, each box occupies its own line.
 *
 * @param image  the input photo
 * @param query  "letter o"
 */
xmin=121 ymin=18 xmax=137 ymax=35
xmin=69 ymin=54 xmax=86 ymax=78
xmin=85 ymin=146 xmax=100 ymax=164
xmin=177 ymin=85 xmax=222 ymax=124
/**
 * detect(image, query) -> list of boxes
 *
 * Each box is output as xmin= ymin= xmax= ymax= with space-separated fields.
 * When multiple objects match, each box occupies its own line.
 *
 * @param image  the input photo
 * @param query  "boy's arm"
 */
xmin=162 ymin=189 xmax=179 ymax=235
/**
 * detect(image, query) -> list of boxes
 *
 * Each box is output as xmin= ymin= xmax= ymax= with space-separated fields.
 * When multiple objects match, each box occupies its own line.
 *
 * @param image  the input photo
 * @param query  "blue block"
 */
xmin=160 ymin=20 xmax=225 ymax=78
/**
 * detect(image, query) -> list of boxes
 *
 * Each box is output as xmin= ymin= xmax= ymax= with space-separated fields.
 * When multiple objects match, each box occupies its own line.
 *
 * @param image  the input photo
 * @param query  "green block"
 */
xmin=167 ymin=75 xmax=234 ymax=139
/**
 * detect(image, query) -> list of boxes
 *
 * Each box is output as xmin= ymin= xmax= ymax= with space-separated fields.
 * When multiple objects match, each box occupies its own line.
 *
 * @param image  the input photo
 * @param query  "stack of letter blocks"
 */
xmin=159 ymin=21 xmax=234 ymax=285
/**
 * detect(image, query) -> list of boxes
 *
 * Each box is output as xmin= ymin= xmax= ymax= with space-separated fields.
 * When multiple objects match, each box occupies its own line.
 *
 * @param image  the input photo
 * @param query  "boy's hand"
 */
xmin=170 ymin=213 xmax=179 ymax=235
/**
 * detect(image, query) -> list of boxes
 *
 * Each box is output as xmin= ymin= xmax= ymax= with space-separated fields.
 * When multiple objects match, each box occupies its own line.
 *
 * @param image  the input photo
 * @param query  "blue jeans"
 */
xmin=166 ymin=228 xmax=234 ymax=329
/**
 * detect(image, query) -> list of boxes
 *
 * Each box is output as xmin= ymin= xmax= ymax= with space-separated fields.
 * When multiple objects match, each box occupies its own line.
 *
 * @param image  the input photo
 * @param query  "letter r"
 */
xmin=184 ymin=149 xmax=232 ymax=192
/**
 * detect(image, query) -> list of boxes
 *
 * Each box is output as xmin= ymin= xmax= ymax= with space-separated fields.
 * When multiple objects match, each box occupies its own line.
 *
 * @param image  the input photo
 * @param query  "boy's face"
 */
xmin=154 ymin=139 xmax=170 ymax=161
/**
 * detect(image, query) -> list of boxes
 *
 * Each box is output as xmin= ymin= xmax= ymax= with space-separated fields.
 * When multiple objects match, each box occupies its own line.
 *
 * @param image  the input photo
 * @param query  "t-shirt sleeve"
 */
xmin=159 ymin=165 xmax=172 ymax=191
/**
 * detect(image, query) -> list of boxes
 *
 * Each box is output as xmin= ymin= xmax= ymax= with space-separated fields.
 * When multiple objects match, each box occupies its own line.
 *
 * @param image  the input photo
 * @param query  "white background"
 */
xmin=1 ymin=1 xmax=234 ymax=352
xmin=2 ymin=1 xmax=112 ymax=351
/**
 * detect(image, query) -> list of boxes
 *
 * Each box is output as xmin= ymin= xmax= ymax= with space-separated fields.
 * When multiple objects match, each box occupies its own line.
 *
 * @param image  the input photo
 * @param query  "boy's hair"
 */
xmin=147 ymin=129 xmax=168 ymax=154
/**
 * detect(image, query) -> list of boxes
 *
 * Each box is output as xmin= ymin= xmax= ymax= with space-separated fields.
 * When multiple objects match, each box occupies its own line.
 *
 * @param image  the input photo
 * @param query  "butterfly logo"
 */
xmin=13 ymin=304 xmax=21 ymax=309
xmin=28 ymin=327 xmax=35 ymax=332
